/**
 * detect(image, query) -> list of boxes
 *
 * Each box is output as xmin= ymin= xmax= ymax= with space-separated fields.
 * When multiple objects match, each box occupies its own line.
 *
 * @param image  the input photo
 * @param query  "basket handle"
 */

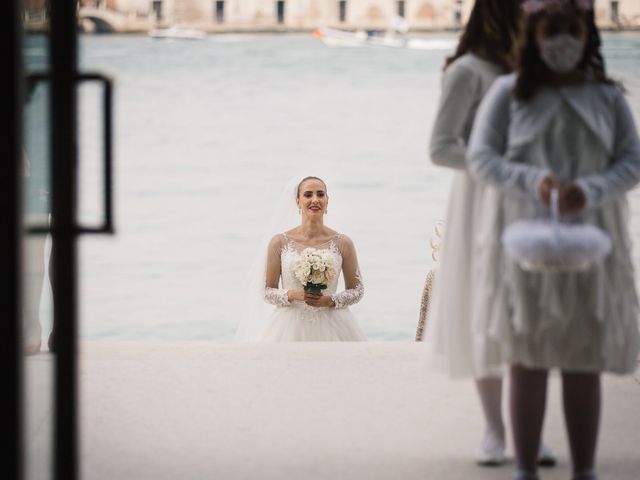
xmin=550 ymin=188 xmax=560 ymax=224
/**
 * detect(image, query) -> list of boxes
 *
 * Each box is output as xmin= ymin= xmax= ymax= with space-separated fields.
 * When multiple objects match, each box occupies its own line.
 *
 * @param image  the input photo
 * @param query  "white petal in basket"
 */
xmin=502 ymin=190 xmax=612 ymax=272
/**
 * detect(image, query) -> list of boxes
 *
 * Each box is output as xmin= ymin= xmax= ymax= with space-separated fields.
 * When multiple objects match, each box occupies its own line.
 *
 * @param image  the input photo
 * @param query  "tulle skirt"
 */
xmin=259 ymin=304 xmax=367 ymax=342
xmin=424 ymin=171 xmax=640 ymax=376
xmin=474 ymin=191 xmax=640 ymax=375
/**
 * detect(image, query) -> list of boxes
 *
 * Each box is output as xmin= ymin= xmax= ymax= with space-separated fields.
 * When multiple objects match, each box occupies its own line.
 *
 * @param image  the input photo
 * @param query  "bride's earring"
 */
xmin=324 ymin=208 xmax=328 ymax=215
xmin=298 ymin=208 xmax=301 ymax=215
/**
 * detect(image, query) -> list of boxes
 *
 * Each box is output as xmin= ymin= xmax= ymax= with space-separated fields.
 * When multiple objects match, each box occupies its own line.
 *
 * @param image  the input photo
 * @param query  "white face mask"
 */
xmin=539 ymin=33 xmax=586 ymax=74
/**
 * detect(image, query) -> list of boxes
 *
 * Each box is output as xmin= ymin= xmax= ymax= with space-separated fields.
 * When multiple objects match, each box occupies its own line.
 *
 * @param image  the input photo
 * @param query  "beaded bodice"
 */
xmin=280 ymin=237 xmax=343 ymax=294
xmin=264 ymin=233 xmax=364 ymax=310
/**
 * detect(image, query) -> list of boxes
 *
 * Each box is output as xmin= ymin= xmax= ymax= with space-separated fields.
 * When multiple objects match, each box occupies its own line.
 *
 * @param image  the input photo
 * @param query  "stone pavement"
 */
xmin=25 ymin=342 xmax=640 ymax=479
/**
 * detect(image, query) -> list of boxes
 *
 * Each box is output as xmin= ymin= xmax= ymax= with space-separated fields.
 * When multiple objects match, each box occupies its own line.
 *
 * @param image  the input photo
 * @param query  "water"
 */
xmin=26 ymin=32 xmax=640 ymax=341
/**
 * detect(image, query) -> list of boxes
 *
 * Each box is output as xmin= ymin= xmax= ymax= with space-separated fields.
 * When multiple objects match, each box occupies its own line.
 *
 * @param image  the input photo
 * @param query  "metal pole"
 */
xmin=1 ymin=0 xmax=24 ymax=478
xmin=49 ymin=0 xmax=79 ymax=479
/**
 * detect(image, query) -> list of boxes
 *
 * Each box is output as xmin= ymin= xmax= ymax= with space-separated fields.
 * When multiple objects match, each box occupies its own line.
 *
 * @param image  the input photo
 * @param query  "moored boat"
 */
xmin=313 ymin=27 xmax=404 ymax=48
xmin=149 ymin=26 xmax=207 ymax=40
xmin=312 ymin=27 xmax=457 ymax=50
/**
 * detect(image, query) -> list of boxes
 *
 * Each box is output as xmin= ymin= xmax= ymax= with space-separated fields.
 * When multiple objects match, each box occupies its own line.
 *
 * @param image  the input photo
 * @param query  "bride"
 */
xmin=238 ymin=176 xmax=367 ymax=341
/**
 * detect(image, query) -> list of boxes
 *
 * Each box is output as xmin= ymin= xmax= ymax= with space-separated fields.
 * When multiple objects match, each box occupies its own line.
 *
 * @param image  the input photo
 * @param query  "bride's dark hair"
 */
xmin=296 ymin=176 xmax=327 ymax=197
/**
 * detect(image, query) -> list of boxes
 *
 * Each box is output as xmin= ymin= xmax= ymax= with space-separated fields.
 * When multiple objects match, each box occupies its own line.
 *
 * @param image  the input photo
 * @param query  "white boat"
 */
xmin=313 ymin=27 xmax=404 ymax=48
xmin=313 ymin=26 xmax=458 ymax=51
xmin=149 ymin=26 xmax=207 ymax=40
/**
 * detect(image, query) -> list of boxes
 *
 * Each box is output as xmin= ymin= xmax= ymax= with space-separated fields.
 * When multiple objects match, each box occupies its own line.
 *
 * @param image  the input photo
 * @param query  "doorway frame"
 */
xmin=2 ymin=0 xmax=24 ymax=476
xmin=4 ymin=1 xmax=82 ymax=479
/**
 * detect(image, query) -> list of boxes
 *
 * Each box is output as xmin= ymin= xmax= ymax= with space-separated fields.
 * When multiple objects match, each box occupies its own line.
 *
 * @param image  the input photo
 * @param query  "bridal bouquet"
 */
xmin=293 ymin=248 xmax=337 ymax=296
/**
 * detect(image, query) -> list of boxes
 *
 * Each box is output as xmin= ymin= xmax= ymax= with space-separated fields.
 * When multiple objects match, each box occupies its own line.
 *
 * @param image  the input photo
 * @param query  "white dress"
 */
xmin=467 ymin=74 xmax=640 ymax=374
xmin=259 ymin=233 xmax=367 ymax=341
xmin=423 ymin=54 xmax=506 ymax=378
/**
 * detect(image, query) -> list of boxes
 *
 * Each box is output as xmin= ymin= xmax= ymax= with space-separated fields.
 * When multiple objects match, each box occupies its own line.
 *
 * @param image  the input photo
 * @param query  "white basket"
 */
xmin=502 ymin=190 xmax=612 ymax=272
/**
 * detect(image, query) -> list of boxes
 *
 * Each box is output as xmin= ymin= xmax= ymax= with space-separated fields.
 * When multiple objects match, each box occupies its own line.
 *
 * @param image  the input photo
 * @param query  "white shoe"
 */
xmin=537 ymin=442 xmax=557 ymax=467
xmin=476 ymin=429 xmax=505 ymax=466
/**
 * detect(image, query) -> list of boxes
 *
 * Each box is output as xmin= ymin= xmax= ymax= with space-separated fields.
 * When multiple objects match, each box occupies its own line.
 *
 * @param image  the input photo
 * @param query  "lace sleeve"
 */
xmin=331 ymin=276 xmax=364 ymax=309
xmin=331 ymin=235 xmax=364 ymax=309
xmin=264 ymin=287 xmax=290 ymax=307
xmin=264 ymin=235 xmax=291 ymax=307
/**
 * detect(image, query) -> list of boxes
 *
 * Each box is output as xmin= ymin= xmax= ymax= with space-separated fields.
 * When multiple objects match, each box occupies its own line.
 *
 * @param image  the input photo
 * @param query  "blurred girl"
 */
xmin=425 ymin=0 xmax=555 ymax=466
xmin=468 ymin=1 xmax=640 ymax=479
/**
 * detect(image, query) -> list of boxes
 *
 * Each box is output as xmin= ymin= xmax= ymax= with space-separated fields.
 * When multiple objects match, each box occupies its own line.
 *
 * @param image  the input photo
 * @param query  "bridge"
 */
xmin=78 ymin=7 xmax=152 ymax=33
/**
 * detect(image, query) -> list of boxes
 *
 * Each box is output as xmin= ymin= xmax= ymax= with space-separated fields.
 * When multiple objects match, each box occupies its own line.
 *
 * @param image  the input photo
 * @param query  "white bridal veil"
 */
xmin=236 ymin=176 xmax=302 ymax=340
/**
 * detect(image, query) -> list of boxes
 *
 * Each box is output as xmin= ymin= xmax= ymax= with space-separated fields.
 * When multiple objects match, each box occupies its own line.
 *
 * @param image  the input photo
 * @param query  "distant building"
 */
xmin=103 ymin=0 xmax=469 ymax=30
xmin=28 ymin=0 xmax=635 ymax=32
xmin=595 ymin=0 xmax=640 ymax=27
xmin=105 ymin=0 xmax=640 ymax=31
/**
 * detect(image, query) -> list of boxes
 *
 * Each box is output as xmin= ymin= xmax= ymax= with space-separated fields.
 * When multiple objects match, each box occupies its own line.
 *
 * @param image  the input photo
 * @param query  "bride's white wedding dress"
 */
xmin=259 ymin=232 xmax=367 ymax=341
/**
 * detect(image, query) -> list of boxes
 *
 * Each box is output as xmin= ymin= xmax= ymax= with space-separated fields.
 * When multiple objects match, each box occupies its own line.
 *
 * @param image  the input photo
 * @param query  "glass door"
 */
xmin=7 ymin=2 xmax=115 ymax=479
xmin=22 ymin=2 xmax=55 ymax=478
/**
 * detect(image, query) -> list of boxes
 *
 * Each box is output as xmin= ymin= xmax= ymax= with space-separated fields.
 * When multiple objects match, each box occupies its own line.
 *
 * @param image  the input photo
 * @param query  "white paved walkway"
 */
xmin=25 ymin=342 xmax=640 ymax=479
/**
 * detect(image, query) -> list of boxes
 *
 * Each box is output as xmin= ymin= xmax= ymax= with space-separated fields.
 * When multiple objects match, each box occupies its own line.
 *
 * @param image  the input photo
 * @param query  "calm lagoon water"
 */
xmin=26 ymin=32 xmax=640 ymax=341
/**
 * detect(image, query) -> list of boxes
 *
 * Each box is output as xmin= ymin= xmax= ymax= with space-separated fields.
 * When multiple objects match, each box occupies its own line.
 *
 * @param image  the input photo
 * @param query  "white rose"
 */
xmin=294 ymin=261 xmax=311 ymax=283
xmin=310 ymin=271 xmax=326 ymax=285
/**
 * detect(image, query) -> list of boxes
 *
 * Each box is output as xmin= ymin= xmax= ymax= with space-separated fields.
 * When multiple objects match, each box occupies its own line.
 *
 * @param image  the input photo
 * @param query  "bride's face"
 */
xmin=296 ymin=179 xmax=328 ymax=218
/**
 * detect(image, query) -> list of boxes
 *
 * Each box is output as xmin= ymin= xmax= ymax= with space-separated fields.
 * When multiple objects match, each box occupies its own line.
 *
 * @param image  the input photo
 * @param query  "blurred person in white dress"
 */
xmin=23 ymin=77 xmax=56 ymax=355
xmin=423 ymin=0 xmax=555 ymax=467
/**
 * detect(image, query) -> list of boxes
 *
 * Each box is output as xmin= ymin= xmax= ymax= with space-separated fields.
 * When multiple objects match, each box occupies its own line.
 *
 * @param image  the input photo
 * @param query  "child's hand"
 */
xmin=559 ymin=183 xmax=586 ymax=214
xmin=538 ymin=176 xmax=586 ymax=214
xmin=537 ymin=174 xmax=561 ymax=207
